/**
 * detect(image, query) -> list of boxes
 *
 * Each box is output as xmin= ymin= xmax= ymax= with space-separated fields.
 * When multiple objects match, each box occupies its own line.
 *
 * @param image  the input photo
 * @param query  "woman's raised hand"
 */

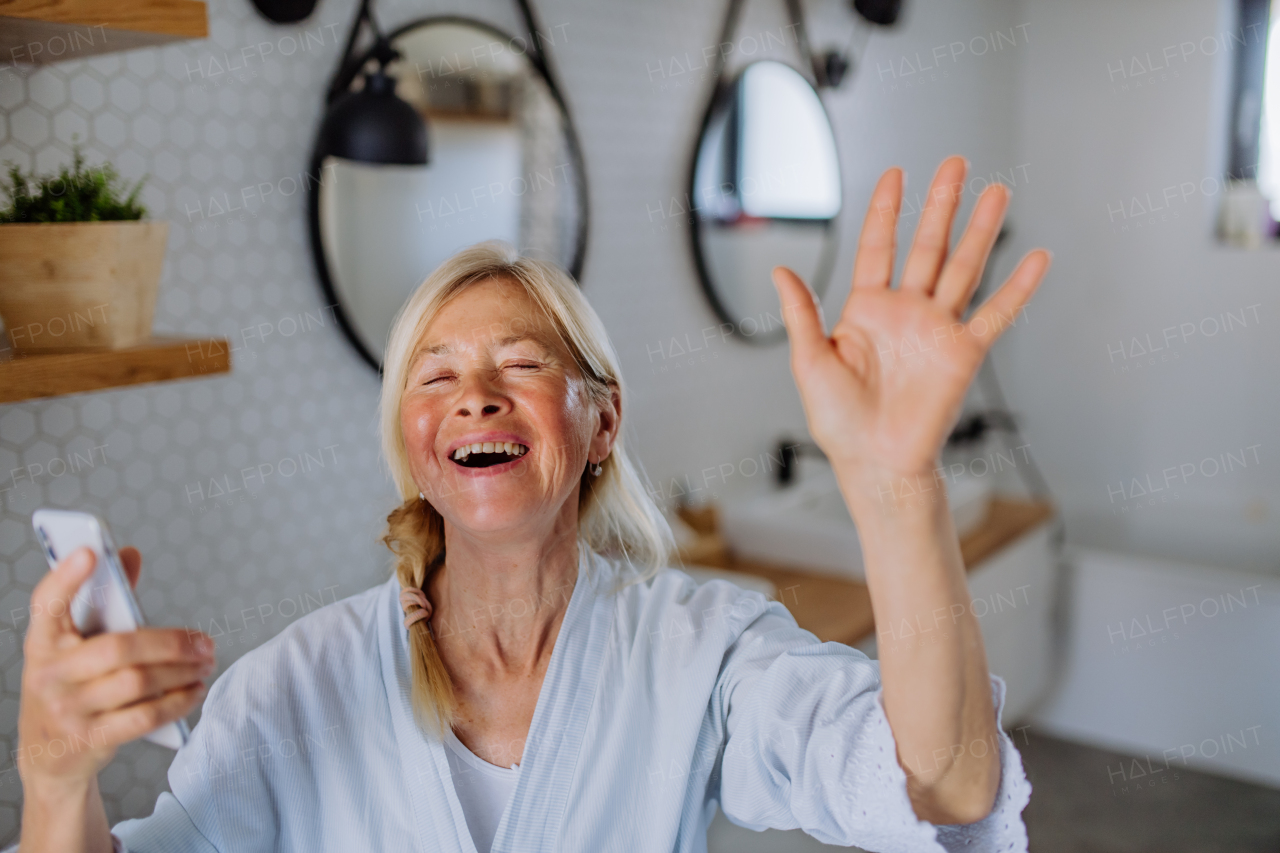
xmin=773 ymin=156 xmax=1050 ymax=492
xmin=16 ymin=546 xmax=215 ymax=792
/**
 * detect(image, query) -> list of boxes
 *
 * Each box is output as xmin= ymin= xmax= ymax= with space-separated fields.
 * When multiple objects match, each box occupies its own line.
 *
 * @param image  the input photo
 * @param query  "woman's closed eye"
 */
xmin=422 ymin=372 xmax=455 ymax=386
xmin=419 ymin=363 xmax=540 ymax=386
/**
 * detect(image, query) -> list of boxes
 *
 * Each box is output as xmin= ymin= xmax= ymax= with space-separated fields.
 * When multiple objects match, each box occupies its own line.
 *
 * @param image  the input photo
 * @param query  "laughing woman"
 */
xmin=14 ymin=157 xmax=1049 ymax=853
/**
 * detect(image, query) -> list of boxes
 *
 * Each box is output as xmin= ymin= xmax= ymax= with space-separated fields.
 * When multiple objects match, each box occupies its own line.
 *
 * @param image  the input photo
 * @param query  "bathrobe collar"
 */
xmin=377 ymin=544 xmax=616 ymax=853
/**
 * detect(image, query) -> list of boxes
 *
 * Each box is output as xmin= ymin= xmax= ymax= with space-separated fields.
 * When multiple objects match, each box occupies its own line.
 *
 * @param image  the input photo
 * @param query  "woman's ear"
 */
xmin=590 ymin=384 xmax=622 ymax=462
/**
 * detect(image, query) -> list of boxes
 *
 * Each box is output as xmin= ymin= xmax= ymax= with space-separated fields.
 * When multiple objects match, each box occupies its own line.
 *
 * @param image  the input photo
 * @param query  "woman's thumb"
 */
xmin=27 ymin=547 xmax=95 ymax=646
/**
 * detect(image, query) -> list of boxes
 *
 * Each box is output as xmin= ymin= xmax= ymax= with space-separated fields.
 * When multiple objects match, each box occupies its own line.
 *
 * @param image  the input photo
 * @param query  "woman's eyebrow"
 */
xmin=406 ymin=344 xmax=449 ymax=374
xmin=420 ymin=343 xmax=450 ymax=356
xmin=410 ymin=332 xmax=556 ymax=366
xmin=494 ymin=332 xmax=555 ymax=352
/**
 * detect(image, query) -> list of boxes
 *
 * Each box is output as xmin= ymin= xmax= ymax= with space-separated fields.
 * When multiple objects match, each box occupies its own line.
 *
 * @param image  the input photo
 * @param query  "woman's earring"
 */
xmin=591 ymin=462 xmax=603 ymax=477
xmin=418 ymin=491 xmax=425 ymax=501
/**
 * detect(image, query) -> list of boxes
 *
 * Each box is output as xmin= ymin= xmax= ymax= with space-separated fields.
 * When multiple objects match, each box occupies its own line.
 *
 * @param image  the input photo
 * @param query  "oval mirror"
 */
xmin=691 ymin=60 xmax=841 ymax=344
xmin=309 ymin=19 xmax=588 ymax=370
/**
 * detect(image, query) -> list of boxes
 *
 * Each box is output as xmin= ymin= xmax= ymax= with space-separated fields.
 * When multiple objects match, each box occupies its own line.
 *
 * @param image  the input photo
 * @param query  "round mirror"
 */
xmin=690 ymin=60 xmax=841 ymax=344
xmin=309 ymin=19 xmax=588 ymax=370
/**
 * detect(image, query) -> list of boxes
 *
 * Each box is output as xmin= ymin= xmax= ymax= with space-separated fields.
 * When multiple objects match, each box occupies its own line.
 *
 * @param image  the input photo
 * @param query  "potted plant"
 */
xmin=0 ymin=145 xmax=167 ymax=352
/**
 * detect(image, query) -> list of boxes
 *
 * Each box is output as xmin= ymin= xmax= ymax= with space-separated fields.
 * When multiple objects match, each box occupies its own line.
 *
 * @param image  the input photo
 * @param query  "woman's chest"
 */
xmin=448 ymin=669 xmax=545 ymax=768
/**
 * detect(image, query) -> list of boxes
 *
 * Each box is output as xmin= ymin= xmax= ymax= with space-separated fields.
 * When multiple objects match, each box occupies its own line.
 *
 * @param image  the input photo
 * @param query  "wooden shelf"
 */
xmin=680 ymin=497 xmax=1056 ymax=647
xmin=0 ymin=336 xmax=230 ymax=403
xmin=0 ymin=0 xmax=208 ymax=64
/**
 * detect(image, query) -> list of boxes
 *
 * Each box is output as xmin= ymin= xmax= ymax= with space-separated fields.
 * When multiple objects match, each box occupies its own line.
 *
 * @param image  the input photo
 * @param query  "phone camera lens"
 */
xmin=35 ymin=526 xmax=56 ymax=562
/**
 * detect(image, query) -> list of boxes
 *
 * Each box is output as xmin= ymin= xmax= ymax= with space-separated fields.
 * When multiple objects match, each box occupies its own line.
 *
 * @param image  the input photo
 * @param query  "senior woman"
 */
xmin=13 ymin=156 xmax=1049 ymax=853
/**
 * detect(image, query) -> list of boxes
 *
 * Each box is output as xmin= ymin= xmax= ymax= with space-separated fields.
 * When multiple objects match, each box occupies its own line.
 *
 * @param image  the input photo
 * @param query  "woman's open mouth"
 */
xmin=450 ymin=441 xmax=529 ymax=469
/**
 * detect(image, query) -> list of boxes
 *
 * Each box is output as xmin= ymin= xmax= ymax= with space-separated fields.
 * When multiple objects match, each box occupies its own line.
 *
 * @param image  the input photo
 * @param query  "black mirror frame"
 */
xmin=686 ymin=61 xmax=842 ymax=347
xmin=305 ymin=12 xmax=591 ymax=373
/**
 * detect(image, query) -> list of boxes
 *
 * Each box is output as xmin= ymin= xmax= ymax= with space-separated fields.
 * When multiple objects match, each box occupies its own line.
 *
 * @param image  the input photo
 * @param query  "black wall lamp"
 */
xmin=249 ymin=0 xmax=319 ymax=25
xmin=315 ymin=0 xmax=428 ymax=167
xmin=783 ymin=0 xmax=904 ymax=90
xmin=854 ymin=0 xmax=901 ymax=26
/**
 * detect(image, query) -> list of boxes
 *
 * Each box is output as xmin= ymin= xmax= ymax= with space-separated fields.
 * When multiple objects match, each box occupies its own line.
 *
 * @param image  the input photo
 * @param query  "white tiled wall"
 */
xmin=0 ymin=0 xmax=1020 ymax=841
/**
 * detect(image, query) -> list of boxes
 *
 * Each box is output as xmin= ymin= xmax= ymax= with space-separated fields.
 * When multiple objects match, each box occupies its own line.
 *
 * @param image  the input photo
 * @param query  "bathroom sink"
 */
xmin=719 ymin=461 xmax=993 ymax=581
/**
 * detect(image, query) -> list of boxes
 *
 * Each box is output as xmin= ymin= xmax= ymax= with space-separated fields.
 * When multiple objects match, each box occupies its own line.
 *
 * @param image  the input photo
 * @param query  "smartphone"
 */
xmin=30 ymin=509 xmax=191 ymax=750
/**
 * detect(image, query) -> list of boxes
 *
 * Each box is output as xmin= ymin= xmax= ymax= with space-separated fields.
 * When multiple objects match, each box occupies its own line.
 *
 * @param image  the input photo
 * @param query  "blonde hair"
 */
xmin=379 ymin=240 xmax=674 ymax=738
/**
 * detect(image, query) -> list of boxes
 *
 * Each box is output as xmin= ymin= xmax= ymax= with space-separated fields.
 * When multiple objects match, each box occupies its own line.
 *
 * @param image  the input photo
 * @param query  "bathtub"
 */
xmin=1030 ymin=546 xmax=1280 ymax=788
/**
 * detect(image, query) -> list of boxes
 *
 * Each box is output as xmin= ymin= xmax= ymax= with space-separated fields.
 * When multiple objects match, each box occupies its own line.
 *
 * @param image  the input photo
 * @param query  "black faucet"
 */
xmin=944 ymin=409 xmax=1019 ymax=449
xmin=775 ymin=438 xmax=826 ymax=486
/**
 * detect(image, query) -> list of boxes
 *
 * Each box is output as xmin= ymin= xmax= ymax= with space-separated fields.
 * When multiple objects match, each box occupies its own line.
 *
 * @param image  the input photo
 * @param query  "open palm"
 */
xmin=773 ymin=156 xmax=1051 ymax=484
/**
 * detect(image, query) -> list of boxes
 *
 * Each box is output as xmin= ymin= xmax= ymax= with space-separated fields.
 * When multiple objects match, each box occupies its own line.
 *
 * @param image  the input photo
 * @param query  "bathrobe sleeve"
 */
xmin=105 ymin=649 xmax=285 ymax=853
xmin=5 ymin=581 xmax=393 ymax=853
xmin=1 ymin=647 xmax=271 ymax=853
xmin=712 ymin=596 xmax=1032 ymax=853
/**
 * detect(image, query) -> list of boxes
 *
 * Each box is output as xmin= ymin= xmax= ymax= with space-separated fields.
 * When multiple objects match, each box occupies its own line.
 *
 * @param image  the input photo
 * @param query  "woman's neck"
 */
xmin=429 ymin=522 xmax=580 ymax=676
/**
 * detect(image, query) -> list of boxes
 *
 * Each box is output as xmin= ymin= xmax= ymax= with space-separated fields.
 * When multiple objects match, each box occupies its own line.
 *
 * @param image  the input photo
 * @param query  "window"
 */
xmin=1257 ymin=1 xmax=1280 ymax=217
xmin=1220 ymin=0 xmax=1276 ymax=244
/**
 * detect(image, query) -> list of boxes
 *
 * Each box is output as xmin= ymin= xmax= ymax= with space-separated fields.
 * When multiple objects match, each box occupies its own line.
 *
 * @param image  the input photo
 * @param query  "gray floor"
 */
xmin=707 ymin=731 xmax=1280 ymax=852
xmin=1022 ymin=732 xmax=1280 ymax=853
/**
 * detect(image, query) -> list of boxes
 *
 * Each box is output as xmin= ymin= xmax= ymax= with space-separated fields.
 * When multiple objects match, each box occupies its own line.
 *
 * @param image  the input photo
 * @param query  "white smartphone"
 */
xmin=30 ymin=509 xmax=191 ymax=750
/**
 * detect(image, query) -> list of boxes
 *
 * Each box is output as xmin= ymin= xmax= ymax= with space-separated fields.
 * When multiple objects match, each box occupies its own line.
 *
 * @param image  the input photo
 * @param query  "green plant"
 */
xmin=0 ymin=143 xmax=148 ymax=223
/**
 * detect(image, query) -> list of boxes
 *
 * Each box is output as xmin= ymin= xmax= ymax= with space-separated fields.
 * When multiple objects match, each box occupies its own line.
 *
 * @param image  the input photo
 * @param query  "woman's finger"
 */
xmin=965 ymin=249 xmax=1051 ymax=348
xmin=772 ymin=266 xmax=829 ymax=367
xmin=76 ymin=661 xmax=212 ymax=715
xmin=933 ymin=182 xmax=1010 ymax=316
xmin=119 ymin=546 xmax=141 ymax=591
xmin=90 ymin=682 xmax=206 ymax=750
xmin=850 ymin=167 xmax=904 ymax=292
xmin=55 ymin=627 xmax=214 ymax=685
xmin=25 ymin=547 xmax=96 ymax=651
xmin=899 ymin=156 xmax=967 ymax=295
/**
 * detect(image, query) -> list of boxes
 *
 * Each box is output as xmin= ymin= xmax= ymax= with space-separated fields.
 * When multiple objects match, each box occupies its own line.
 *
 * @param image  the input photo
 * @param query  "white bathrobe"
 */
xmin=26 ymin=546 xmax=1033 ymax=852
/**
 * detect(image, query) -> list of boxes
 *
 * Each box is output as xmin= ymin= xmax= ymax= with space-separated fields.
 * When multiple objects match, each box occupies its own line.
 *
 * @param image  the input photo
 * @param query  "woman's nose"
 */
xmin=453 ymin=372 xmax=510 ymax=418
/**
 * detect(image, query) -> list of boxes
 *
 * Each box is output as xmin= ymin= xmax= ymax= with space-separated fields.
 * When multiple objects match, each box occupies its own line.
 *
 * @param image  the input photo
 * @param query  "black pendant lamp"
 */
xmin=317 ymin=4 xmax=428 ymax=167
xmin=249 ymin=0 xmax=318 ymax=24
xmin=854 ymin=0 xmax=902 ymax=25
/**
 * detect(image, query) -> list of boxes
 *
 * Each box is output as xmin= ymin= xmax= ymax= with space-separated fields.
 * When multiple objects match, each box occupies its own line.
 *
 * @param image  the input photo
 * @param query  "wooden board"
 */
xmin=0 ymin=0 xmax=207 ymax=63
xmin=719 ymin=497 xmax=1056 ymax=647
xmin=730 ymin=558 xmax=876 ymax=647
xmin=959 ymin=498 xmax=1055 ymax=568
xmin=0 ymin=336 xmax=230 ymax=402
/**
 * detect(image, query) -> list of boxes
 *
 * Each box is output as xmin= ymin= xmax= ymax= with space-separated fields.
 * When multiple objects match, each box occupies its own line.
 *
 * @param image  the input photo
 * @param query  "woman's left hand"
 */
xmin=773 ymin=156 xmax=1051 ymax=489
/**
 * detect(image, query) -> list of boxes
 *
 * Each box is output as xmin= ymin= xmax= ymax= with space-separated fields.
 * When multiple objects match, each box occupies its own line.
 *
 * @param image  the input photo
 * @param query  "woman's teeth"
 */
xmin=451 ymin=442 xmax=528 ymax=461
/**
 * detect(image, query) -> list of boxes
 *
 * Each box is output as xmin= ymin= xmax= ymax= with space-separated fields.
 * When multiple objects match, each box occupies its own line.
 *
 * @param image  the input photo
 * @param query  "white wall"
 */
xmin=1004 ymin=0 xmax=1280 ymax=574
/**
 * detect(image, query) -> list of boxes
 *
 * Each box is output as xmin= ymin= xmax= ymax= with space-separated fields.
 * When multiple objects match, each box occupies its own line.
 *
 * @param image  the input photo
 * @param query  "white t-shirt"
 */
xmin=441 ymin=728 xmax=521 ymax=853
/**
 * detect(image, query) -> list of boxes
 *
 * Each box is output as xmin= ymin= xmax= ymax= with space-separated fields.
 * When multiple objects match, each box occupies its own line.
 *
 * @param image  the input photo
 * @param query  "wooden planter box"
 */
xmin=0 ymin=221 xmax=168 ymax=352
